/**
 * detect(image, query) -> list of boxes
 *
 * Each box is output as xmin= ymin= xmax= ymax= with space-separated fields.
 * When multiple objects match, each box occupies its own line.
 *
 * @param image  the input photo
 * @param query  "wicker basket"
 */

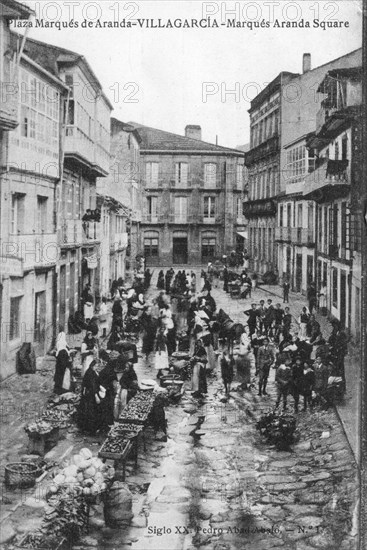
xmin=5 ymin=462 xmax=39 ymax=489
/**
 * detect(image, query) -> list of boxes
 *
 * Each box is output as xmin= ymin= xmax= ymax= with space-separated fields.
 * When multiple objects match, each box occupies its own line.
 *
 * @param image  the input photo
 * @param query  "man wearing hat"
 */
xmin=291 ymin=355 xmax=304 ymax=413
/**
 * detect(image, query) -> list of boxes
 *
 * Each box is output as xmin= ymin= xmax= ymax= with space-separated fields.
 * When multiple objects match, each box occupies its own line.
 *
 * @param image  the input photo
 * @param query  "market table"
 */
xmin=98 ymin=390 xmax=156 ymax=480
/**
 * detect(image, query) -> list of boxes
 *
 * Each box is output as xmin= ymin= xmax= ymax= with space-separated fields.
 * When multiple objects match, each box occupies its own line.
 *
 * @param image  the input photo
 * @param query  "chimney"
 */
xmin=185 ymin=125 xmax=202 ymax=140
xmin=303 ymin=53 xmax=311 ymax=74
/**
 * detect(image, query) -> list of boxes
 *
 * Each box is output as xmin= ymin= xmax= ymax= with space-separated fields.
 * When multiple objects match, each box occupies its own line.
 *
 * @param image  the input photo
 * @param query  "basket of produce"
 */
xmin=98 ymin=438 xmax=133 ymax=460
xmin=109 ymin=423 xmax=143 ymax=440
xmin=118 ymin=391 xmax=155 ymax=424
xmin=40 ymin=408 xmax=74 ymax=428
xmin=5 ymin=462 xmax=39 ymax=489
xmin=16 ymin=533 xmax=67 ymax=549
xmin=48 ymin=447 xmax=113 ymax=501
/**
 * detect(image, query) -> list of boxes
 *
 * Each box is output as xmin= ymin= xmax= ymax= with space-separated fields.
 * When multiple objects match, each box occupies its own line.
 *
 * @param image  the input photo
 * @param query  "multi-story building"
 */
xmin=244 ymin=71 xmax=298 ymax=275
xmin=130 ymin=124 xmax=245 ymax=266
xmin=276 ymin=50 xmax=362 ymax=299
xmin=0 ymin=10 xmax=69 ymax=377
xmin=23 ymin=38 xmax=112 ymax=328
xmin=303 ymin=66 xmax=362 ymax=337
xmin=108 ymin=119 xmax=143 ymax=278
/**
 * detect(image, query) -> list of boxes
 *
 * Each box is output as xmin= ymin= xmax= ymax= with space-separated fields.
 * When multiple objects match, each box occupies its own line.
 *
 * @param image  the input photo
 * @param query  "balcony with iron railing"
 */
xmin=244 ymin=134 xmax=279 ymax=167
xmin=303 ymin=158 xmax=349 ymax=202
xmin=82 ymin=220 xmax=102 ymax=243
xmin=59 ymin=219 xmax=83 ymax=247
xmin=275 ymin=227 xmax=292 ymax=242
xmin=142 ymin=214 xmax=160 ymax=223
xmin=316 ymin=100 xmax=339 ymax=134
xmin=290 ymin=227 xmax=315 ymax=247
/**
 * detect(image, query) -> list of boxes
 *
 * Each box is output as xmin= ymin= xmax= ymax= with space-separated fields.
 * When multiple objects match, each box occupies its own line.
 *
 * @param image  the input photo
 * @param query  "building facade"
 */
xmin=23 ymin=38 xmax=112 ymax=330
xmin=303 ymin=67 xmax=362 ymax=337
xmin=130 ymin=124 xmax=245 ymax=267
xmin=0 ymin=5 xmax=69 ymax=377
xmin=273 ymin=50 xmax=362 ymax=338
xmin=244 ymin=72 xmax=297 ymax=275
xmin=108 ymin=119 xmax=143 ymax=279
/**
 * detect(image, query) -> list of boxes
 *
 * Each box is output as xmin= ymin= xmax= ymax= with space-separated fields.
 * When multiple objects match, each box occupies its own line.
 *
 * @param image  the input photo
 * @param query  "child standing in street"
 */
xmin=275 ymin=354 xmax=292 ymax=410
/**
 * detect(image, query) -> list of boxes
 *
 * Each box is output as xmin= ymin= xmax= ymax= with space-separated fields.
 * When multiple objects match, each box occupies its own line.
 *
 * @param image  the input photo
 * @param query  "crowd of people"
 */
xmin=53 ymin=263 xmax=349 ymax=437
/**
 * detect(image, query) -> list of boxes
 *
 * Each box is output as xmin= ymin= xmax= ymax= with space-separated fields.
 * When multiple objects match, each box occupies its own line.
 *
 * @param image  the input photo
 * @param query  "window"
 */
xmin=342 ymin=135 xmax=348 ymax=160
xmin=10 ymin=296 xmax=22 ymax=340
xmin=175 ymin=163 xmax=188 ymax=186
xmin=19 ymin=69 xmax=59 ymax=149
xmin=204 ymin=163 xmax=217 ymax=186
xmin=21 ymin=105 xmax=29 ymax=137
xmin=146 ymin=196 xmax=158 ymax=219
xmin=202 ymin=233 xmax=216 ymax=261
xmin=332 ymin=268 xmax=338 ymax=308
xmin=237 ymin=197 xmax=242 ymax=219
xmin=341 ymin=202 xmax=347 ymax=251
xmin=11 ymin=194 xmax=25 ymax=233
xmin=146 ymin=162 xmax=159 ymax=185
xmin=279 ymin=205 xmax=283 ymax=227
xmin=203 ymin=196 xmax=216 ymax=220
xmin=236 ymin=164 xmax=243 ymax=189
xmin=335 ymin=142 xmax=339 ymax=161
xmin=144 ymin=231 xmax=159 ymax=258
xmin=297 ymin=204 xmax=303 ymax=227
xmin=37 ymin=196 xmax=48 ymax=233
xmin=286 ymin=144 xmax=307 ymax=182
xmin=174 ymin=197 xmax=187 ymax=222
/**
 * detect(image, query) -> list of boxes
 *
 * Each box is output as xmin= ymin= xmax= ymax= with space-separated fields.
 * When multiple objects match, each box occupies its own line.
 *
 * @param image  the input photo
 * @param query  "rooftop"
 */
xmin=128 ymin=122 xmax=244 ymax=155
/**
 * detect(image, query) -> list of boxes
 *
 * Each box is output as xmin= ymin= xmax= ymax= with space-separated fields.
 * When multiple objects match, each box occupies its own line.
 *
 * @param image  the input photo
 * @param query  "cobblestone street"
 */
xmin=0 ymin=271 xmax=360 ymax=550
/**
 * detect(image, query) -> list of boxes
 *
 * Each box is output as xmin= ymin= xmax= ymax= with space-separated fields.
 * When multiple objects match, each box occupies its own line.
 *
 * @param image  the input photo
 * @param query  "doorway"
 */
xmin=340 ymin=271 xmax=347 ymax=328
xmin=173 ymin=233 xmax=188 ymax=264
xmin=59 ymin=265 xmax=66 ymax=330
xmin=295 ymin=254 xmax=302 ymax=293
xmin=34 ymin=291 xmax=46 ymax=348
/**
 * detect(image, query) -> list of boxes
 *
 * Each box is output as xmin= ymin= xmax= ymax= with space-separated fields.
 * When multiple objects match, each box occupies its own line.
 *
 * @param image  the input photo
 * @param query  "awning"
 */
xmin=237 ymin=231 xmax=248 ymax=239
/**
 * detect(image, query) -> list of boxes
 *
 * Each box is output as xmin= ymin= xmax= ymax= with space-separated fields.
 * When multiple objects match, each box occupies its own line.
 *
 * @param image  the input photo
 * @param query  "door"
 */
xmin=307 ymin=256 xmax=314 ymax=287
xmin=173 ymin=237 xmax=188 ymax=264
xmin=59 ymin=265 xmax=66 ymax=330
xmin=286 ymin=246 xmax=291 ymax=279
xmin=295 ymin=254 xmax=302 ymax=293
xmin=340 ymin=271 xmax=347 ymax=328
xmin=69 ymin=262 xmax=75 ymax=316
xmin=34 ymin=291 xmax=46 ymax=348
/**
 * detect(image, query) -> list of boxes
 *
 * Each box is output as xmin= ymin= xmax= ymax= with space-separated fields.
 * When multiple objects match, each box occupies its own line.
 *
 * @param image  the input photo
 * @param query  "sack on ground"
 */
xmin=16 ymin=343 xmax=36 ymax=375
xmin=104 ymin=481 xmax=133 ymax=527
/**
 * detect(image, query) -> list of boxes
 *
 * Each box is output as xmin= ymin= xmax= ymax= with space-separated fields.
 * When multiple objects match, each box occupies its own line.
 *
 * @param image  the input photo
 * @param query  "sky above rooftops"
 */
xmin=18 ymin=1 xmax=362 ymax=148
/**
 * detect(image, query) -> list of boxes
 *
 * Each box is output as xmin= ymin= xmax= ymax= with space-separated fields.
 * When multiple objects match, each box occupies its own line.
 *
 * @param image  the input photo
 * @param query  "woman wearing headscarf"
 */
xmin=81 ymin=330 xmax=98 ymax=377
xmin=141 ymin=306 xmax=159 ymax=361
xmin=191 ymin=342 xmax=208 ymax=398
xmin=77 ymin=360 xmax=102 ymax=435
xmin=53 ymin=331 xmax=71 ymax=395
xmin=157 ymin=270 xmax=165 ymax=290
xmin=98 ymin=358 xmax=118 ymax=430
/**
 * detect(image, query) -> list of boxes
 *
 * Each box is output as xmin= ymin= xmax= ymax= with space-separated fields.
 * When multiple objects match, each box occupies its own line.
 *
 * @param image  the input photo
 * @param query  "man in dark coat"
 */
xmin=244 ymin=304 xmax=259 ymax=338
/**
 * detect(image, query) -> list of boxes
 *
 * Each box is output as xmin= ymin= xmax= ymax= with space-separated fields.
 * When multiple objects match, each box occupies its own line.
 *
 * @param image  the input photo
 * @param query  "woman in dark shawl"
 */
xmin=99 ymin=360 xmax=118 ymax=430
xmin=141 ymin=307 xmax=158 ymax=360
xmin=53 ymin=331 xmax=71 ymax=395
xmin=157 ymin=270 xmax=165 ymax=290
xmin=77 ymin=360 xmax=101 ymax=434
